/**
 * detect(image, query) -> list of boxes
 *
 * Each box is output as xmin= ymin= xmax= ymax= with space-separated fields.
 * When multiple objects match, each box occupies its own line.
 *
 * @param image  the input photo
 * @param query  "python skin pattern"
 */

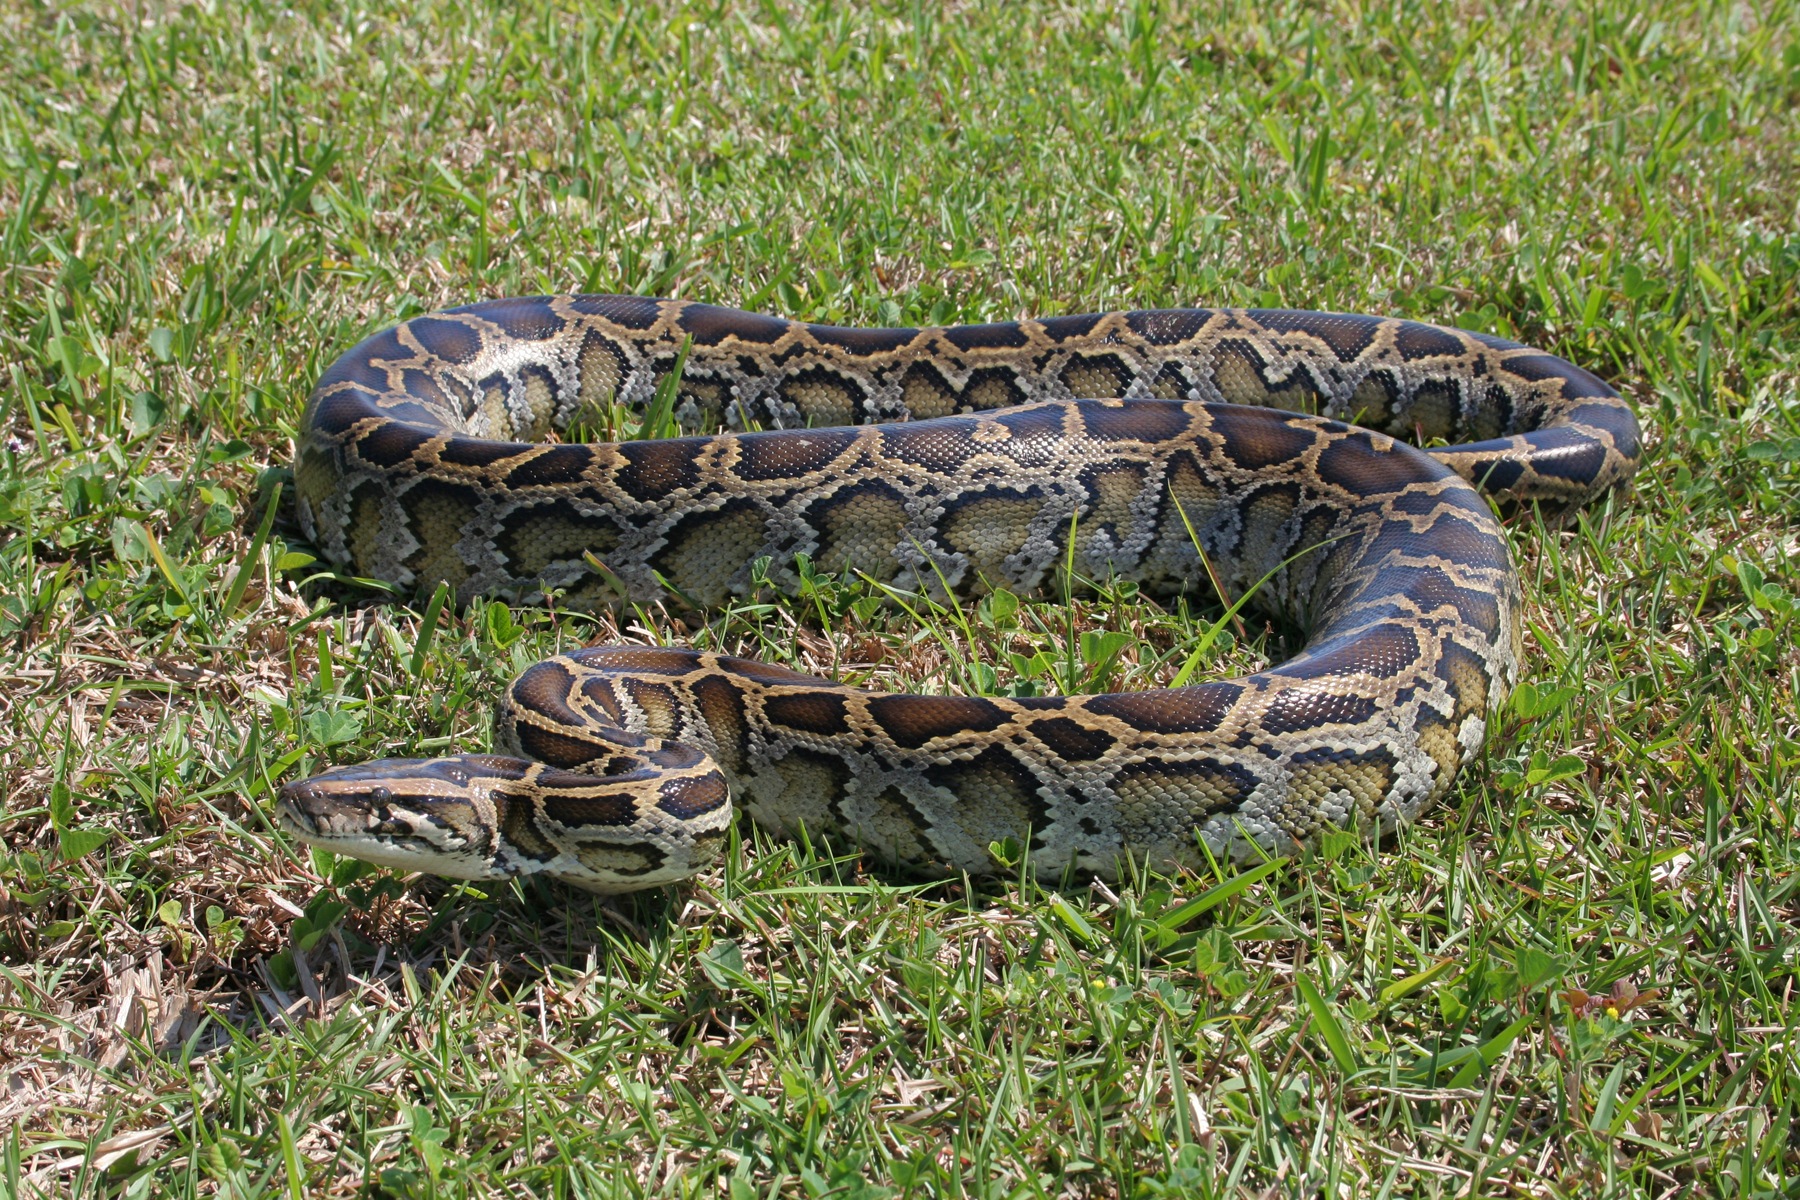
xmin=277 ymin=296 xmax=1640 ymax=891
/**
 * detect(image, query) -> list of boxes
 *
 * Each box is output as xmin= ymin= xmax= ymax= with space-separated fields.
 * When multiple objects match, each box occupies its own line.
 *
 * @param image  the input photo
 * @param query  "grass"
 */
xmin=1 ymin=0 xmax=1798 ymax=1195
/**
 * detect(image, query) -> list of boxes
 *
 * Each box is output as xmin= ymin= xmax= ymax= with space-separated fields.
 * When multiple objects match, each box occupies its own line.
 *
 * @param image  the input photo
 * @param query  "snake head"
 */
xmin=278 ymin=749 xmax=734 ymax=892
xmin=277 ymin=754 xmax=533 ymax=880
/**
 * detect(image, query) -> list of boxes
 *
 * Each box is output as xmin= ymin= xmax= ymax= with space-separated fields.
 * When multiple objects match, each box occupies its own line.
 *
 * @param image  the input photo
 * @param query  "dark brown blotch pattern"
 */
xmin=1214 ymin=409 xmax=1320 ymax=471
xmin=678 ymin=303 xmax=791 ymax=345
xmin=1086 ymin=684 xmax=1240 ymax=735
xmin=615 ymin=438 xmax=704 ymax=499
xmin=1030 ymin=716 xmax=1117 ymax=762
xmin=869 ymin=694 xmax=1010 ymax=749
xmin=503 ymin=444 xmax=596 ymax=489
xmin=540 ymin=785 xmax=642 ymax=828
xmin=1254 ymin=309 xmax=1382 ymax=361
xmin=406 ymin=316 xmax=483 ymax=364
xmin=498 ymin=792 xmax=561 ymax=861
xmin=735 ymin=428 xmax=858 ymax=481
xmin=1393 ymin=321 xmax=1466 ymax=361
xmin=356 ymin=421 xmax=432 ymax=469
xmin=763 ymin=692 xmax=852 ymax=737
xmin=657 ymin=773 xmax=730 ymax=820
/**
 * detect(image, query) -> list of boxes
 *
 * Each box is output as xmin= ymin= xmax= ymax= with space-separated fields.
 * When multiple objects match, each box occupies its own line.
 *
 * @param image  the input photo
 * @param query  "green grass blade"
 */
xmin=1296 ymin=973 xmax=1361 ymax=1075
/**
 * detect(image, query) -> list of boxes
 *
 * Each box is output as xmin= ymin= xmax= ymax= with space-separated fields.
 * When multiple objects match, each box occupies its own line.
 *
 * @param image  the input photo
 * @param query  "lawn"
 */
xmin=2 ymin=0 xmax=1798 ymax=1195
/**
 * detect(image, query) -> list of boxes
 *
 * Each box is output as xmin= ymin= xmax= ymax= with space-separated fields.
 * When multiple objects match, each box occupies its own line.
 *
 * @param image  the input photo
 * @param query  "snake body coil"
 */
xmin=278 ymin=296 xmax=1639 ymax=890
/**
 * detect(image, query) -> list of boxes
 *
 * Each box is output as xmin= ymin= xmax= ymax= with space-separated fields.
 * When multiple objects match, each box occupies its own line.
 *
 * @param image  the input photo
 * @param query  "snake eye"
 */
xmin=371 ymin=786 xmax=393 ymax=804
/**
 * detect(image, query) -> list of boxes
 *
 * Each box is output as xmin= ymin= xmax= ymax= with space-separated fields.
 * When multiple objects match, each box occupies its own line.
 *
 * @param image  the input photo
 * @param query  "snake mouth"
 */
xmin=276 ymin=778 xmax=405 ymax=843
xmin=275 ymin=782 xmax=322 ymax=837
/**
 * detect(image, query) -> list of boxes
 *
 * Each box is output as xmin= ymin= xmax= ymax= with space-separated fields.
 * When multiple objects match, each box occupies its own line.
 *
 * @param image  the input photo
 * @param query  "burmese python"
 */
xmin=278 ymin=296 xmax=1639 ymax=890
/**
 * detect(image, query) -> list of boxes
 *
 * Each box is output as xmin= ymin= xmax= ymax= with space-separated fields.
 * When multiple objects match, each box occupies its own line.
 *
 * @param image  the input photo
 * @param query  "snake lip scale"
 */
xmin=278 ymin=295 xmax=1639 ymax=892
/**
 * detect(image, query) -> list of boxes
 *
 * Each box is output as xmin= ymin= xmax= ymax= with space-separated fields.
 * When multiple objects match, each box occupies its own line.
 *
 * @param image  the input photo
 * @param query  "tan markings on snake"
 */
xmin=276 ymin=296 xmax=1640 ymax=891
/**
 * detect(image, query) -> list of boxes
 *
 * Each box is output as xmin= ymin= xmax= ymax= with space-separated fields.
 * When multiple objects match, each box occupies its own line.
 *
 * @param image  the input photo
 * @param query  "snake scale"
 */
xmin=277 ymin=295 xmax=1639 ymax=891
